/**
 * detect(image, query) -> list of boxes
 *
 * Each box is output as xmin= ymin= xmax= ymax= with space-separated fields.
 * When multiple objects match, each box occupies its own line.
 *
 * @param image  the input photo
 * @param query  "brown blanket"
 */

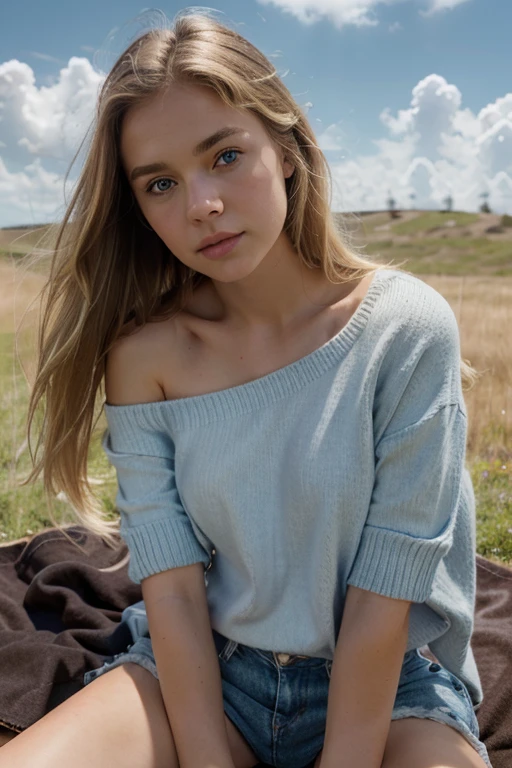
xmin=0 ymin=525 xmax=510 ymax=767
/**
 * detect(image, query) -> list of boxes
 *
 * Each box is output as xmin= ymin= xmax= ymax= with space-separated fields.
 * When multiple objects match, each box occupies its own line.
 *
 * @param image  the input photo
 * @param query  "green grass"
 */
xmin=1 ymin=327 xmax=511 ymax=569
xmin=348 ymin=212 xmax=391 ymax=234
xmin=471 ymin=460 xmax=512 ymax=564
xmin=0 ymin=249 xmax=28 ymax=260
xmin=365 ymin=237 xmax=512 ymax=276
xmin=390 ymin=211 xmax=480 ymax=236
xmin=0 ymin=224 xmax=56 ymax=267
xmin=1 ymin=243 xmax=511 ymax=569
xmin=0 ymin=331 xmax=118 ymax=542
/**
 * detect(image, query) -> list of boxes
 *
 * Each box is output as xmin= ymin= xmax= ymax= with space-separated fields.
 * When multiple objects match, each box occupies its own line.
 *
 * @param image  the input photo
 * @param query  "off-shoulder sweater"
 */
xmin=101 ymin=268 xmax=484 ymax=709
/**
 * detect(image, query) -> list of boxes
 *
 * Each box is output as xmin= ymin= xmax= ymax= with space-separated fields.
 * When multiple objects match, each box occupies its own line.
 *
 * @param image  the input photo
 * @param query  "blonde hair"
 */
xmin=20 ymin=11 xmax=478 ymax=545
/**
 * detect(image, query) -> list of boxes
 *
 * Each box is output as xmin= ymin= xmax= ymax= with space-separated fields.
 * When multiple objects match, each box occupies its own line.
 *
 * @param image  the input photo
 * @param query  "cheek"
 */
xmin=145 ymin=204 xmax=179 ymax=238
xmin=244 ymin=162 xmax=287 ymax=217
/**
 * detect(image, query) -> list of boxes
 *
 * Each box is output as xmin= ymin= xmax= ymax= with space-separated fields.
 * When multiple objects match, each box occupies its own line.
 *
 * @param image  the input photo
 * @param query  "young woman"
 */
xmin=2 ymin=11 xmax=491 ymax=768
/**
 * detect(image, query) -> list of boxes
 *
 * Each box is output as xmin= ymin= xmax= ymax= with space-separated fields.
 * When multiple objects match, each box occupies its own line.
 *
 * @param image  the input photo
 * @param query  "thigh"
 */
xmin=0 ymin=663 xmax=177 ymax=768
xmin=313 ymin=718 xmax=488 ymax=768
xmin=0 ymin=664 xmax=259 ymax=768
xmin=314 ymin=650 xmax=491 ymax=768
xmin=381 ymin=717 xmax=489 ymax=768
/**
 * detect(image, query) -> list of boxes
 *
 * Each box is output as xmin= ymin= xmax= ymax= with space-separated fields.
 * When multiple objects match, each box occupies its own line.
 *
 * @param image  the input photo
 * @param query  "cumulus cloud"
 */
xmin=0 ymin=57 xmax=103 ymax=165
xmin=0 ymin=156 xmax=76 ymax=220
xmin=0 ymin=58 xmax=511 ymax=225
xmin=318 ymin=74 xmax=512 ymax=213
xmin=0 ymin=57 xmax=103 ymax=224
xmin=256 ymin=0 xmax=473 ymax=28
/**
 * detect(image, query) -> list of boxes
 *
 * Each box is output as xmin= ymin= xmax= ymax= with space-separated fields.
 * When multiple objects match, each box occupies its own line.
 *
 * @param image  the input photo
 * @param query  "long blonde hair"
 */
xmin=21 ymin=10 xmax=477 ymax=545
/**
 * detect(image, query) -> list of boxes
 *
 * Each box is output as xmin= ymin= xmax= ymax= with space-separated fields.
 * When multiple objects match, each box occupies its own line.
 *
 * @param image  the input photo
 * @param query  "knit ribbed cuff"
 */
xmin=121 ymin=517 xmax=212 ymax=584
xmin=346 ymin=523 xmax=452 ymax=603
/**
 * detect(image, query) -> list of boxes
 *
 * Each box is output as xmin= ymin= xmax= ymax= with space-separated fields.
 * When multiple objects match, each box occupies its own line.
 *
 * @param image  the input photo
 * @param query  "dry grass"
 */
xmin=0 ymin=219 xmax=511 ymax=564
xmin=421 ymin=275 xmax=511 ymax=461
xmin=5 ymin=260 xmax=508 ymax=460
xmin=0 ymin=260 xmax=46 ymax=335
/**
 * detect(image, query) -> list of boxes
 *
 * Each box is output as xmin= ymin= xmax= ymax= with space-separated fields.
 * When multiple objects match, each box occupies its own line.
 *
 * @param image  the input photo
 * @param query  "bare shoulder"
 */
xmin=105 ymin=315 xmax=181 ymax=406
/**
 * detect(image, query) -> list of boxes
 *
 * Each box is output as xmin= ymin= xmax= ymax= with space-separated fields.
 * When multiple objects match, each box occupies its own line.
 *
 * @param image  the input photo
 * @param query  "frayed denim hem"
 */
xmin=392 ymin=706 xmax=492 ymax=768
xmin=83 ymin=651 xmax=158 ymax=686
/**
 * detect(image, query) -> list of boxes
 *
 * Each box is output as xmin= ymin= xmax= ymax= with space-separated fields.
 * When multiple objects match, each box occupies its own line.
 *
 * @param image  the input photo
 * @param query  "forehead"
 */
xmin=120 ymin=83 xmax=261 ymax=164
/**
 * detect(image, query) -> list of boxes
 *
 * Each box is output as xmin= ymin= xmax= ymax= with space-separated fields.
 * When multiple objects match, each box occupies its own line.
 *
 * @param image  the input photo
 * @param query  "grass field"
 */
xmin=1 ymin=211 xmax=511 ymax=566
xmin=338 ymin=209 xmax=512 ymax=276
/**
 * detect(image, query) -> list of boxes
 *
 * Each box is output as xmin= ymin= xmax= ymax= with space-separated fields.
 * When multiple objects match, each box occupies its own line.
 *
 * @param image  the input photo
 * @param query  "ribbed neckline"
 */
xmin=104 ymin=268 xmax=397 ymax=428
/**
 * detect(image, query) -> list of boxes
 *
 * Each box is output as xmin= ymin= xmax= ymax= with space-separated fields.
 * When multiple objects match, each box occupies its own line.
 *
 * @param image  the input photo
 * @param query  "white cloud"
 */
xmin=0 ymin=57 xmax=103 ymax=165
xmin=257 ymin=0 xmax=474 ymax=28
xmin=0 ymin=57 xmax=103 ymax=224
xmin=0 ymin=58 xmax=510 ymax=225
xmin=317 ymin=74 xmax=512 ymax=212
xmin=0 ymin=156 xmax=74 ymax=220
xmin=380 ymin=74 xmax=463 ymax=159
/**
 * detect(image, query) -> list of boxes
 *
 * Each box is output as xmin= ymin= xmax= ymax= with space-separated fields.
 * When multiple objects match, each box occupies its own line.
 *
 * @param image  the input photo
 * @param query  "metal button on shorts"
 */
xmin=274 ymin=652 xmax=311 ymax=666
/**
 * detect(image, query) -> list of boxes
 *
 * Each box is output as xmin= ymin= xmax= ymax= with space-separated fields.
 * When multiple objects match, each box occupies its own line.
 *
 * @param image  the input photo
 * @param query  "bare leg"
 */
xmin=0 ymin=664 xmax=180 ymax=768
xmin=0 ymin=663 xmax=258 ymax=768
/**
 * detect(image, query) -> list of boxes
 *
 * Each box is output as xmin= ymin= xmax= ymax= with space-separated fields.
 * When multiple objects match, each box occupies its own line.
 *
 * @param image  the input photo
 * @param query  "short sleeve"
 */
xmin=347 ymin=403 xmax=467 ymax=602
xmin=347 ymin=287 xmax=469 ymax=603
xmin=102 ymin=408 xmax=212 ymax=584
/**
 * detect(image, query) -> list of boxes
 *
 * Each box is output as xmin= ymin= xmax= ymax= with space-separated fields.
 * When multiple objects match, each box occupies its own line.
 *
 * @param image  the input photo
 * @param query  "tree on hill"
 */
xmin=479 ymin=191 xmax=492 ymax=214
xmin=386 ymin=191 xmax=400 ymax=219
xmin=443 ymin=194 xmax=453 ymax=213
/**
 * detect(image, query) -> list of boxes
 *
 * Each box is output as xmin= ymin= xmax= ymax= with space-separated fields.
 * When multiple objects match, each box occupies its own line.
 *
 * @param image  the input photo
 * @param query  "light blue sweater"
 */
xmin=102 ymin=269 xmax=483 ymax=709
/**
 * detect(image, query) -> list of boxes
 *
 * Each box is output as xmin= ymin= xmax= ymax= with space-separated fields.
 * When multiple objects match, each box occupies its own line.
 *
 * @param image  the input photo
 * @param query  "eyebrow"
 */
xmin=129 ymin=126 xmax=246 ymax=183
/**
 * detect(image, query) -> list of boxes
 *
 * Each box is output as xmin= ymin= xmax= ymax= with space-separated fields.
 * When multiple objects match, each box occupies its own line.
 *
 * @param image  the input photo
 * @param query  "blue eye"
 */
xmin=146 ymin=148 xmax=241 ymax=196
xmin=154 ymin=179 xmax=172 ymax=193
xmin=219 ymin=149 xmax=238 ymax=165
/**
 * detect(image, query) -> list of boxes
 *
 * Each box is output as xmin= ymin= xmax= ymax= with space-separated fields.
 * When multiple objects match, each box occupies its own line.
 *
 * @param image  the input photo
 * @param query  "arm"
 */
xmin=320 ymin=585 xmax=412 ymax=768
xmin=106 ymin=334 xmax=234 ymax=768
xmin=142 ymin=566 xmax=236 ymax=768
xmin=319 ymin=289 xmax=466 ymax=766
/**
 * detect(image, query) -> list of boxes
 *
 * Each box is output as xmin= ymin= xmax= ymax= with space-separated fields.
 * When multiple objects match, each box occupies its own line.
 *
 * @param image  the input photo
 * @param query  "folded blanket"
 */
xmin=0 ymin=526 xmax=141 ymax=733
xmin=471 ymin=555 xmax=512 ymax=767
xmin=0 ymin=526 xmax=510 ymax=767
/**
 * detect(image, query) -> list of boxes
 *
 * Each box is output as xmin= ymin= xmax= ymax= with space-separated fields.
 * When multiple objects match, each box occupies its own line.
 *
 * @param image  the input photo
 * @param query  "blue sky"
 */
xmin=0 ymin=0 xmax=511 ymax=225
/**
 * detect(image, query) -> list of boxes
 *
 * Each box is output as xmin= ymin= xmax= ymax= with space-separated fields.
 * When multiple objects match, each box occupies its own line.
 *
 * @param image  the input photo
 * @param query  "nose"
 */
xmin=186 ymin=180 xmax=225 ymax=221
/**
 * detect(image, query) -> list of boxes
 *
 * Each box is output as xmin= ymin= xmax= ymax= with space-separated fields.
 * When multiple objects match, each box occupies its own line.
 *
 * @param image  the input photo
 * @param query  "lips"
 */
xmin=202 ymin=235 xmax=230 ymax=249
xmin=197 ymin=231 xmax=242 ymax=251
xmin=198 ymin=232 xmax=244 ymax=260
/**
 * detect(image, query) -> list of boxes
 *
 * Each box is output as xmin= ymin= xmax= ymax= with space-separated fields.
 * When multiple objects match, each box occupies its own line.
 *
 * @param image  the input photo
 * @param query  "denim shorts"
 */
xmin=84 ymin=604 xmax=491 ymax=768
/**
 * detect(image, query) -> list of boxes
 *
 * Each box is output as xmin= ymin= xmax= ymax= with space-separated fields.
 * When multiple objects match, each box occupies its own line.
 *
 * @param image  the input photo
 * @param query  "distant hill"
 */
xmin=335 ymin=210 xmax=512 ymax=276
xmin=0 ymin=224 xmax=55 ymax=254
xmin=1 ymin=210 xmax=511 ymax=276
